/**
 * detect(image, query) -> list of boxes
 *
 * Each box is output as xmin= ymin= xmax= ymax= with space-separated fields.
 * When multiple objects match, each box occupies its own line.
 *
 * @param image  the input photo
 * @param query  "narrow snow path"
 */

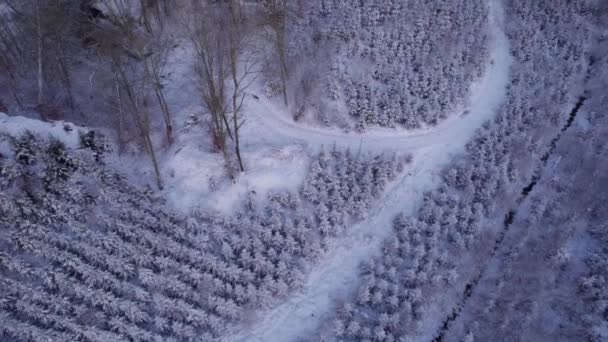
xmin=228 ymin=1 xmax=511 ymax=341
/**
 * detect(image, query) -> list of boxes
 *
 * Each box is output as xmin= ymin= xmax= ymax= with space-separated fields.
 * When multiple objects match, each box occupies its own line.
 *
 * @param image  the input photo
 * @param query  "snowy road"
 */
xmin=230 ymin=0 xmax=511 ymax=341
xmin=242 ymin=0 xmax=508 ymax=155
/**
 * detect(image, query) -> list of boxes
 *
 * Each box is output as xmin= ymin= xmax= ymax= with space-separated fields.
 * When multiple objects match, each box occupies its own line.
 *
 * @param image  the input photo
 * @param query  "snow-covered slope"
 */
xmin=227 ymin=0 xmax=511 ymax=340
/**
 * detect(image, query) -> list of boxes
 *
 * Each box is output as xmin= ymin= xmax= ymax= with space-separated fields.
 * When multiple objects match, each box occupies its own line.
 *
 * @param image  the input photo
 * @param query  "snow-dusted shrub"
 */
xmin=286 ymin=0 xmax=489 ymax=130
xmin=302 ymin=147 xmax=405 ymax=239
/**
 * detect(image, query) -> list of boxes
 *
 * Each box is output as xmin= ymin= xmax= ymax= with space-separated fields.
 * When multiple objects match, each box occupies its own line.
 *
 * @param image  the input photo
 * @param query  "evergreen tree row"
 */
xmin=287 ymin=0 xmax=489 ymax=129
xmin=0 ymin=130 xmax=408 ymax=341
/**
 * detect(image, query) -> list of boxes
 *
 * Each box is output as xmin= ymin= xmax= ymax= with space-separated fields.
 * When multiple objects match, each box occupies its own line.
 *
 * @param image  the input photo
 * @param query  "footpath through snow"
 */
xmin=227 ymin=0 xmax=512 ymax=340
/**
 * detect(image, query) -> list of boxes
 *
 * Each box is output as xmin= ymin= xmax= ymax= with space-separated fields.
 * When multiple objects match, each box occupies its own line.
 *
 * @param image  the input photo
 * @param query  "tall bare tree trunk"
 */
xmin=232 ymin=92 xmax=244 ymax=172
xmin=0 ymin=54 xmax=23 ymax=108
xmin=100 ymin=0 xmax=168 ymax=189
xmin=0 ymin=19 xmax=24 ymax=64
xmin=141 ymin=99 xmax=163 ymax=189
xmin=140 ymin=0 xmax=152 ymax=33
xmin=145 ymin=59 xmax=173 ymax=145
xmin=114 ymin=76 xmax=126 ymax=153
xmin=56 ymin=40 xmax=76 ymax=113
xmin=276 ymin=30 xmax=288 ymax=107
xmin=113 ymin=59 xmax=164 ymax=190
xmin=230 ymin=48 xmax=244 ymax=172
xmin=162 ymin=0 xmax=170 ymax=17
xmin=152 ymin=0 xmax=163 ymax=29
xmin=269 ymin=0 xmax=288 ymax=106
xmin=8 ymin=78 xmax=23 ymax=108
xmin=154 ymin=86 xmax=173 ymax=145
xmin=229 ymin=1 xmax=244 ymax=172
xmin=36 ymin=0 xmax=44 ymax=114
xmin=186 ymin=1 xmax=258 ymax=177
xmin=220 ymin=134 xmax=234 ymax=179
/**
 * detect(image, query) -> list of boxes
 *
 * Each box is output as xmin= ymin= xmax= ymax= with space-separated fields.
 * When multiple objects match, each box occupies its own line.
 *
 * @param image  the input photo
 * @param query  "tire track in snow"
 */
xmin=229 ymin=1 xmax=511 ymax=341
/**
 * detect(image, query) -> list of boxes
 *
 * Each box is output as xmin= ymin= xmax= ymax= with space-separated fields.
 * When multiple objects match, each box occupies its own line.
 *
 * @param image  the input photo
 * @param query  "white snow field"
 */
xmin=227 ymin=0 xmax=512 ymax=340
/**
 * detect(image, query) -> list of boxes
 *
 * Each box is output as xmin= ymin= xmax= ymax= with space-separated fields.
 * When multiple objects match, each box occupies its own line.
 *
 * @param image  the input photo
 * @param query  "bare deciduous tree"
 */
xmin=0 ymin=0 xmax=84 ymax=116
xmin=185 ymin=1 xmax=234 ymax=176
xmin=228 ymin=0 xmax=259 ymax=172
xmin=98 ymin=0 xmax=165 ymax=189
xmin=114 ymin=59 xmax=164 ymax=190
xmin=185 ymin=0 xmax=259 ymax=175
xmin=0 ymin=9 xmax=23 ymax=108
xmin=35 ymin=0 xmax=44 ymax=112
xmin=266 ymin=0 xmax=288 ymax=107
xmin=146 ymin=30 xmax=174 ymax=145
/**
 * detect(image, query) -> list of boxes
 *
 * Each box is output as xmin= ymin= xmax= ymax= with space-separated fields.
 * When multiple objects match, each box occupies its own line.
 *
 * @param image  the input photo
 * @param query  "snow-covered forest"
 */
xmin=0 ymin=0 xmax=607 ymax=341
xmin=285 ymin=0 xmax=489 ymax=129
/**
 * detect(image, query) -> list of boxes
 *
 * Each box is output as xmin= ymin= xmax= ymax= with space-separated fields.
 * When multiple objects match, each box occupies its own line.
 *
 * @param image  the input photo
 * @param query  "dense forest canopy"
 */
xmin=0 ymin=0 xmax=607 ymax=341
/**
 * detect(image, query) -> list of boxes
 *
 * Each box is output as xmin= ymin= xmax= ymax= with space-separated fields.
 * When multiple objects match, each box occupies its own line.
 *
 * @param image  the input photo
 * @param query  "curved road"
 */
xmin=231 ymin=1 xmax=511 ymax=340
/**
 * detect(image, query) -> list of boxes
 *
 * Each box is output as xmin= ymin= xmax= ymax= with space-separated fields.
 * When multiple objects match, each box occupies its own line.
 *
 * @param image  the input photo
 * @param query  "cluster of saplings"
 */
xmin=285 ymin=0 xmax=488 ymax=129
xmin=0 ymin=129 xmax=406 ymax=341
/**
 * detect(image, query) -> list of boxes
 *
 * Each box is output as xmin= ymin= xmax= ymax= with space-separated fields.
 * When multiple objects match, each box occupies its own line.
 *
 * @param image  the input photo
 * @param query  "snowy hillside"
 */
xmin=1 ymin=0 xmax=607 ymax=341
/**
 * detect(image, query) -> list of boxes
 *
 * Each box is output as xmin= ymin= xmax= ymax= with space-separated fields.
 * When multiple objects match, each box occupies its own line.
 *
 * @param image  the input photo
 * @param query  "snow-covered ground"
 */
xmin=110 ymin=37 xmax=315 ymax=214
xmin=225 ymin=0 xmax=512 ymax=340
xmin=162 ymin=142 xmax=311 ymax=214
xmin=0 ymin=2 xmax=510 ymax=339
xmin=0 ymin=113 xmax=82 ymax=148
xmin=91 ymin=0 xmax=500 ymax=216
